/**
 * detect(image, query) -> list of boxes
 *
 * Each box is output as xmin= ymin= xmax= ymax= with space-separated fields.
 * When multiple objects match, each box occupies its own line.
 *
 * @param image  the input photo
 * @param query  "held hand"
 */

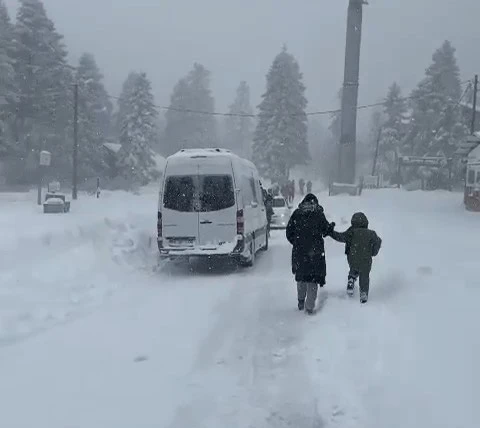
xmin=324 ymin=222 xmax=335 ymax=236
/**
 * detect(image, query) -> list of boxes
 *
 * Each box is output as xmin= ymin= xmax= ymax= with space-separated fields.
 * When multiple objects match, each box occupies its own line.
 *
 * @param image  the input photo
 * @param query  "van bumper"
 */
xmin=158 ymin=237 xmax=243 ymax=259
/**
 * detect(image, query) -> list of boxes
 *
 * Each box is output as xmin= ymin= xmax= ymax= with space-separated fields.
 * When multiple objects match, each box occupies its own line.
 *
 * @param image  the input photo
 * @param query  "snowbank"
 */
xmin=0 ymin=188 xmax=158 ymax=345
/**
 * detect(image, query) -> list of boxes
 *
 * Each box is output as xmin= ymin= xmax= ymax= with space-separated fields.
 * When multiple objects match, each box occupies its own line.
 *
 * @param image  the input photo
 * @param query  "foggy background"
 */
xmin=5 ymin=0 xmax=480 ymax=128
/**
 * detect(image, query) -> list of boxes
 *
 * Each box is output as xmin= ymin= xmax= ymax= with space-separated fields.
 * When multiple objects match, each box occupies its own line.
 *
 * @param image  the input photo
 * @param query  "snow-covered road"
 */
xmin=0 ymin=188 xmax=479 ymax=428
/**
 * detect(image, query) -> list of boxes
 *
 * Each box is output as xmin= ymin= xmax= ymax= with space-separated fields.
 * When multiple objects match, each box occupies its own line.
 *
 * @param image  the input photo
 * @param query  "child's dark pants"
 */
xmin=348 ymin=261 xmax=372 ymax=295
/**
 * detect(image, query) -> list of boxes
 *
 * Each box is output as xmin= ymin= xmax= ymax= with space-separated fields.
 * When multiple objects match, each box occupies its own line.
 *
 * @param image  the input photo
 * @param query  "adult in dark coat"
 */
xmin=286 ymin=194 xmax=334 ymax=314
xmin=329 ymin=212 xmax=382 ymax=303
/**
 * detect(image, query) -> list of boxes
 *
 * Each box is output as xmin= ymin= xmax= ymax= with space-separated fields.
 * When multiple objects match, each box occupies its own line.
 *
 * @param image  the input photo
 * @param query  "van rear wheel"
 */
xmin=262 ymin=229 xmax=269 ymax=251
xmin=239 ymin=241 xmax=255 ymax=267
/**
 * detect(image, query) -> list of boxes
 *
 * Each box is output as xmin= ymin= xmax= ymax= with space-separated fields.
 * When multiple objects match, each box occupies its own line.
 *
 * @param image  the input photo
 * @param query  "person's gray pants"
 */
xmin=297 ymin=282 xmax=318 ymax=311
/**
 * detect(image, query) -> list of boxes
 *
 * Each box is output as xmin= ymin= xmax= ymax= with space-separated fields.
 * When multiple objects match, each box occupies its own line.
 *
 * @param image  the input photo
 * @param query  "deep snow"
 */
xmin=0 ymin=187 xmax=478 ymax=428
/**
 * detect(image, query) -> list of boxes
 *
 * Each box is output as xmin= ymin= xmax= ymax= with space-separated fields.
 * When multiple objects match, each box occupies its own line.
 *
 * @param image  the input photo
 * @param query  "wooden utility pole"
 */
xmin=72 ymin=83 xmax=78 ymax=200
xmin=471 ymin=74 xmax=478 ymax=135
xmin=337 ymin=0 xmax=368 ymax=184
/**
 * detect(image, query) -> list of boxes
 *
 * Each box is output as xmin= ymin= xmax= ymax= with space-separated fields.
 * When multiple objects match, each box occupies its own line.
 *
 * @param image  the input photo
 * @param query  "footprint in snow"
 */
xmin=133 ymin=355 xmax=149 ymax=363
xmin=417 ymin=266 xmax=433 ymax=276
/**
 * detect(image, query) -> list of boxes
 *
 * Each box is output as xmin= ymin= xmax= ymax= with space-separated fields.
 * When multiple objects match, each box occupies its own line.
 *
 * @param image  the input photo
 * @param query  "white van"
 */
xmin=157 ymin=148 xmax=268 ymax=266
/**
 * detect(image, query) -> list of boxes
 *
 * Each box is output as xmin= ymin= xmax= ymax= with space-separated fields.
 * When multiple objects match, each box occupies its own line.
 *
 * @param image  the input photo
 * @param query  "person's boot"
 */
xmin=360 ymin=292 xmax=368 ymax=304
xmin=347 ymin=276 xmax=355 ymax=296
xmin=305 ymin=308 xmax=315 ymax=315
xmin=298 ymin=299 xmax=305 ymax=311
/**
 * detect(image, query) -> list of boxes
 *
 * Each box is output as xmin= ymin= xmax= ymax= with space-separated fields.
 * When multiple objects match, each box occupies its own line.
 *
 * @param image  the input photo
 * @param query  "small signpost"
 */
xmin=37 ymin=150 xmax=51 ymax=205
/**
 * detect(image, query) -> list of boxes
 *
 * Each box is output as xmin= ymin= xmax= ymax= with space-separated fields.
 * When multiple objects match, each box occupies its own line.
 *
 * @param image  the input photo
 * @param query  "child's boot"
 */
xmin=298 ymin=299 xmax=305 ymax=311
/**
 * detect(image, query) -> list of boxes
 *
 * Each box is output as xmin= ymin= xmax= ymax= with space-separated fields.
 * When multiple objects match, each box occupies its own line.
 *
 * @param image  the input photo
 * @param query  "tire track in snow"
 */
xmin=165 ymin=236 xmax=326 ymax=428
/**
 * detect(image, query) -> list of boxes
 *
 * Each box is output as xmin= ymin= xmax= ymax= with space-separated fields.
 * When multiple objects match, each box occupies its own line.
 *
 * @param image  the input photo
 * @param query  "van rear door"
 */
xmin=162 ymin=175 xmax=199 ymax=247
xmin=197 ymin=161 xmax=237 ymax=249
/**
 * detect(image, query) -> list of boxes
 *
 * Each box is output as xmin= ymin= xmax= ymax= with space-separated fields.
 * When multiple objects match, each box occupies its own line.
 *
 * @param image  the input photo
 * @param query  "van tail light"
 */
xmin=236 ymin=209 xmax=244 ymax=235
xmin=157 ymin=211 xmax=162 ymax=238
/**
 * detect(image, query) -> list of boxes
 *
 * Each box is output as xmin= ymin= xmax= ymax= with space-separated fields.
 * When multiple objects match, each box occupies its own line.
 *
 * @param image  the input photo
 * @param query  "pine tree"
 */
xmin=384 ymin=82 xmax=407 ymax=130
xmin=375 ymin=82 xmax=408 ymax=180
xmin=407 ymin=40 xmax=467 ymax=158
xmin=114 ymin=72 xmax=140 ymax=137
xmin=162 ymin=77 xmax=189 ymax=156
xmin=224 ymin=81 xmax=253 ymax=158
xmin=252 ymin=47 xmax=309 ymax=182
xmin=14 ymin=0 xmax=73 ymax=178
xmin=0 ymin=0 xmax=16 ymax=157
xmin=118 ymin=72 xmax=158 ymax=184
xmin=163 ymin=63 xmax=217 ymax=156
xmin=75 ymin=53 xmax=113 ymax=181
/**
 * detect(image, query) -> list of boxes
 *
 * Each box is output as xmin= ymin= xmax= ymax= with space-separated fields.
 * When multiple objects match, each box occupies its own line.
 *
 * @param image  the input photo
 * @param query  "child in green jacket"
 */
xmin=328 ymin=212 xmax=382 ymax=304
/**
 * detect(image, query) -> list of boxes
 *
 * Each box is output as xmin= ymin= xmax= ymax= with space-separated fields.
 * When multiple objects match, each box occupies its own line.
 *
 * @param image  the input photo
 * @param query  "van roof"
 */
xmin=169 ymin=148 xmax=237 ymax=159
xmin=166 ymin=148 xmax=257 ymax=170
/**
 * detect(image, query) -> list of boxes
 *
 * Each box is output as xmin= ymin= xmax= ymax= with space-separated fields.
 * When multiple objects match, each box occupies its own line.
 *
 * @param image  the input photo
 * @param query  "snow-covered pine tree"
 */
xmin=114 ymin=72 xmax=140 ymax=138
xmin=117 ymin=72 xmax=158 ymax=184
xmin=163 ymin=77 xmax=190 ymax=156
xmin=375 ymin=82 xmax=408 ymax=181
xmin=384 ymin=82 xmax=407 ymax=130
xmin=0 ymin=0 xmax=16 ymax=158
xmin=187 ymin=63 xmax=217 ymax=149
xmin=163 ymin=63 xmax=217 ymax=156
xmin=224 ymin=81 xmax=253 ymax=158
xmin=252 ymin=46 xmax=309 ymax=182
xmin=407 ymin=40 xmax=467 ymax=158
xmin=75 ymin=53 xmax=113 ymax=181
xmin=14 ymin=0 xmax=73 ymax=178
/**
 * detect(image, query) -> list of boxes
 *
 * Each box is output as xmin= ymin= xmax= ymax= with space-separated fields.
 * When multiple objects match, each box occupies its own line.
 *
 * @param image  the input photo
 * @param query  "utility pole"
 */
xmin=371 ymin=126 xmax=382 ymax=176
xmin=337 ymin=0 xmax=368 ymax=184
xmin=72 ymin=83 xmax=78 ymax=200
xmin=471 ymin=74 xmax=478 ymax=135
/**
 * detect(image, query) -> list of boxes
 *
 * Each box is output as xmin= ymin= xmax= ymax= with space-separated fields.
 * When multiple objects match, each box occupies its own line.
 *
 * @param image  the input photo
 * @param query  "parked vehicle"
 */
xmin=464 ymin=144 xmax=480 ymax=211
xmin=270 ymin=196 xmax=292 ymax=229
xmin=157 ymin=148 xmax=268 ymax=266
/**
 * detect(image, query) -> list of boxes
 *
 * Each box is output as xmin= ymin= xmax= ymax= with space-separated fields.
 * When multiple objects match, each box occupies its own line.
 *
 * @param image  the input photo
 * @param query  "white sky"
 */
xmin=5 ymin=0 xmax=480 ymax=127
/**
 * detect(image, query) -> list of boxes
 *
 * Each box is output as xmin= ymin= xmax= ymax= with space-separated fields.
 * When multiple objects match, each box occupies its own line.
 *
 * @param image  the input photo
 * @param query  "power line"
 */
xmin=5 ymin=79 xmax=474 ymax=120
xmin=107 ymin=79 xmax=473 ymax=118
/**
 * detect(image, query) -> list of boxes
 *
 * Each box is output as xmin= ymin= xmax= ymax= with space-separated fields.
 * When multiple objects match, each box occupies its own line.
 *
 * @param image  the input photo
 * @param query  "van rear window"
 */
xmin=200 ymin=175 xmax=235 ymax=212
xmin=273 ymin=198 xmax=286 ymax=208
xmin=164 ymin=176 xmax=196 ymax=212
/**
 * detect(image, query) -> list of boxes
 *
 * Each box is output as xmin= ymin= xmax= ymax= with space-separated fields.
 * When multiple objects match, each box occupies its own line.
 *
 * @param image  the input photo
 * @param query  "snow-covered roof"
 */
xmin=455 ymin=134 xmax=480 ymax=157
xmin=103 ymin=142 xmax=122 ymax=154
xmin=460 ymin=100 xmax=480 ymax=113
xmin=468 ymin=144 xmax=480 ymax=160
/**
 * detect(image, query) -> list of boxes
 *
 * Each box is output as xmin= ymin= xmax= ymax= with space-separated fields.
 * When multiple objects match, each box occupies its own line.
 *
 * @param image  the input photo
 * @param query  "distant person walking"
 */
xmin=306 ymin=180 xmax=313 ymax=194
xmin=299 ymin=178 xmax=305 ymax=196
xmin=264 ymin=190 xmax=274 ymax=237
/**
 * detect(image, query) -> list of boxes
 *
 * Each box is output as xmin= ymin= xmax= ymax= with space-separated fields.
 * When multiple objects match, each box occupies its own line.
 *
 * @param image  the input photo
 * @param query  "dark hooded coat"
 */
xmin=286 ymin=194 xmax=332 ymax=284
xmin=329 ymin=212 xmax=382 ymax=271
